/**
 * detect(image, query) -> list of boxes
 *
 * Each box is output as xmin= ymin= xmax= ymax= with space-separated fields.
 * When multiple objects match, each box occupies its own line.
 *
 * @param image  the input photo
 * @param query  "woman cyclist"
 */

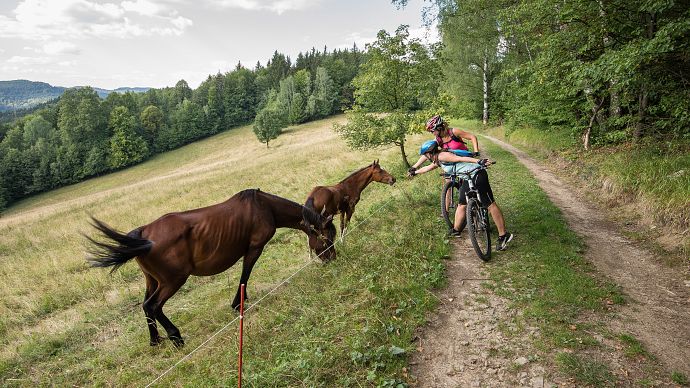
xmin=409 ymin=115 xmax=480 ymax=234
xmin=410 ymin=115 xmax=480 ymax=167
xmin=408 ymin=140 xmax=513 ymax=251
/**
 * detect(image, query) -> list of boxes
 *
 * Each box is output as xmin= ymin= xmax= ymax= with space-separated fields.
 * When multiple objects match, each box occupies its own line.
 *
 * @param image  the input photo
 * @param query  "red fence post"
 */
xmin=238 ymin=284 xmax=245 ymax=388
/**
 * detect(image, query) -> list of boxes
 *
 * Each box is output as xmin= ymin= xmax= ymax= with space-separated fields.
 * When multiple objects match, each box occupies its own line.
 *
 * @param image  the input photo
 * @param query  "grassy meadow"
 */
xmin=0 ymin=116 xmax=450 ymax=386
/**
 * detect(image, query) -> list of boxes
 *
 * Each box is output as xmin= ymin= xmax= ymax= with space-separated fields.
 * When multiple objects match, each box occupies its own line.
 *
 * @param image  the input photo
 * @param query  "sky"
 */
xmin=0 ymin=0 xmax=438 ymax=90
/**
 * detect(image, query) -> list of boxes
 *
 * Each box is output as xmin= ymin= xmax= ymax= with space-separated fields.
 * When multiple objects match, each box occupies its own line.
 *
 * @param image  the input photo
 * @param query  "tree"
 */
xmin=22 ymin=115 xmax=53 ymax=148
xmin=335 ymin=25 xmax=440 ymax=167
xmin=309 ymin=67 xmax=338 ymax=118
xmin=108 ymin=106 xmax=149 ymax=169
xmin=437 ymin=0 xmax=502 ymax=124
xmin=140 ymin=105 xmax=165 ymax=148
xmin=253 ymin=100 xmax=287 ymax=148
xmin=56 ymin=87 xmax=108 ymax=178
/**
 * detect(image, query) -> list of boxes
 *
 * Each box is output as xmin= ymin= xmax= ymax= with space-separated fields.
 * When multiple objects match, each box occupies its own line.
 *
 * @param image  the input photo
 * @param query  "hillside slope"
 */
xmin=0 ymin=116 xmax=449 ymax=386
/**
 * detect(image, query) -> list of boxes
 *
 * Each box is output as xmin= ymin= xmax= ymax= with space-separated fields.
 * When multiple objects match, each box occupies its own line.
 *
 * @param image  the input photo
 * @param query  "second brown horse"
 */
xmin=303 ymin=160 xmax=395 ymax=240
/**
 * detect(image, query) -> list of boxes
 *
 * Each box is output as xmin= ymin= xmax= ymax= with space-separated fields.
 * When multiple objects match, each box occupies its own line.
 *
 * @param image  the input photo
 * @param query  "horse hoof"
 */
xmin=170 ymin=336 xmax=185 ymax=348
xmin=149 ymin=337 xmax=164 ymax=346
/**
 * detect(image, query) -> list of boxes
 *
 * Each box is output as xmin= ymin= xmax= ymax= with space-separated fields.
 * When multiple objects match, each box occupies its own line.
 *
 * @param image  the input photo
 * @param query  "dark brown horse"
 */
xmin=86 ymin=189 xmax=336 ymax=347
xmin=303 ymin=160 xmax=395 ymax=239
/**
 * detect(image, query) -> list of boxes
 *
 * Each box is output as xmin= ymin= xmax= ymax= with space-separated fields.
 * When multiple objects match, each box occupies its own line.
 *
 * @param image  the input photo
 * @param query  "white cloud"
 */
xmin=122 ymin=0 xmax=166 ymax=16
xmin=208 ymin=0 xmax=320 ymax=14
xmin=58 ymin=60 xmax=78 ymax=67
xmin=336 ymin=31 xmax=377 ymax=51
xmin=7 ymin=55 xmax=52 ymax=65
xmin=43 ymin=41 xmax=81 ymax=55
xmin=0 ymin=0 xmax=192 ymax=40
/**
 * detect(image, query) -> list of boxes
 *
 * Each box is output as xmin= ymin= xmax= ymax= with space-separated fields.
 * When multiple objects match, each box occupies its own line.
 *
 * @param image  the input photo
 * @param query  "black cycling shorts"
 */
xmin=458 ymin=169 xmax=495 ymax=206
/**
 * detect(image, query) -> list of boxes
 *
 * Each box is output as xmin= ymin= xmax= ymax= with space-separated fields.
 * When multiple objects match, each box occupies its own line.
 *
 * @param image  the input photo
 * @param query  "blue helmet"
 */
xmin=419 ymin=140 xmax=438 ymax=155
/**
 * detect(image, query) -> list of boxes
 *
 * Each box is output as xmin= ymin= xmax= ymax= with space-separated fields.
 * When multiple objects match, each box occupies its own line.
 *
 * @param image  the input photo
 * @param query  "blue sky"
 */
xmin=0 ymin=0 xmax=437 ymax=89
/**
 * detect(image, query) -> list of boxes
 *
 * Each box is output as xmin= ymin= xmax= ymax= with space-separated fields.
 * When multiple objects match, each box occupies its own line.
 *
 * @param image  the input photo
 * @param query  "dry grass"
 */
xmin=0 ymin=115 xmax=441 ymax=385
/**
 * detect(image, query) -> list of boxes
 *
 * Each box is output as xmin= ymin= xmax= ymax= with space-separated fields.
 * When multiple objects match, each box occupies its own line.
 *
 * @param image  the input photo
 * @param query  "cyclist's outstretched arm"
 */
xmin=409 ymin=163 xmax=438 ymax=177
xmin=410 ymin=154 xmax=429 ymax=170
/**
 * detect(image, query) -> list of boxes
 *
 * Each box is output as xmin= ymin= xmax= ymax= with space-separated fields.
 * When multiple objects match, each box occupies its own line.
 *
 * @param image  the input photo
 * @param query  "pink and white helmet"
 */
xmin=425 ymin=115 xmax=444 ymax=132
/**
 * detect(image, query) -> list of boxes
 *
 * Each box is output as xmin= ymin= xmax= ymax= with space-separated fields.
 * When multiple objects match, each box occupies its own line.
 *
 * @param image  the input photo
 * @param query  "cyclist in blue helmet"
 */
xmin=408 ymin=140 xmax=513 ymax=251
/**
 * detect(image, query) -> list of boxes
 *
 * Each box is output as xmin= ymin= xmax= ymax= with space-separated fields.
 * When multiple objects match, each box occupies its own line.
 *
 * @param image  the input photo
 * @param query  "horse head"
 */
xmin=307 ymin=213 xmax=337 ymax=262
xmin=371 ymin=160 xmax=396 ymax=186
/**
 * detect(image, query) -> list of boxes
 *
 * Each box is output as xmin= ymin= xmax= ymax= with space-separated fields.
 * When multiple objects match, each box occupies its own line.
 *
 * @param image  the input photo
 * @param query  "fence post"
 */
xmin=238 ymin=284 xmax=245 ymax=388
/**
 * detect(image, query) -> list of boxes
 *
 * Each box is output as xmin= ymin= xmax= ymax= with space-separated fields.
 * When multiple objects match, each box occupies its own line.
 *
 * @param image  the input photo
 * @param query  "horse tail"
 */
xmin=86 ymin=217 xmax=152 ymax=273
xmin=302 ymin=196 xmax=321 ymax=230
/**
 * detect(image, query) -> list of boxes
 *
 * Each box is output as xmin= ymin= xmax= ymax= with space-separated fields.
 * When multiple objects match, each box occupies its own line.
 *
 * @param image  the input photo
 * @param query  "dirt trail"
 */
xmin=484 ymin=135 xmax=690 ymax=374
xmin=410 ymin=237 xmax=561 ymax=387
xmin=410 ymin=136 xmax=689 ymax=386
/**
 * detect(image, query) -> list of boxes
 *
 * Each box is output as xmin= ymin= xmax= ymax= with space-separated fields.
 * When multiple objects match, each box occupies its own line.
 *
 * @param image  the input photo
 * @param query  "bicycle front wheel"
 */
xmin=466 ymin=198 xmax=491 ymax=261
xmin=441 ymin=180 xmax=458 ymax=231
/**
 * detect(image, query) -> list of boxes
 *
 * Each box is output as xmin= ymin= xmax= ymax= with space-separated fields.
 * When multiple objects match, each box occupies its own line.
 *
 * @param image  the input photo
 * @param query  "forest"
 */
xmin=1 ymin=0 xmax=688 ymax=213
xmin=397 ymin=0 xmax=689 ymax=148
xmin=0 ymin=46 xmax=365 ymax=211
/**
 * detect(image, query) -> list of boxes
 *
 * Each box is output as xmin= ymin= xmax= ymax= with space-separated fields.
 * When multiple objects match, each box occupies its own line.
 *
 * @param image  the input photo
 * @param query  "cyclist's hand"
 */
xmin=478 ymin=159 xmax=494 ymax=167
xmin=407 ymin=167 xmax=417 ymax=177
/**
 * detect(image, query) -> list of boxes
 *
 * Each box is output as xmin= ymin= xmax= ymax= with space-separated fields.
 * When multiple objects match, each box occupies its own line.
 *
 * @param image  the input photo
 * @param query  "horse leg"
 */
xmin=342 ymin=206 xmax=354 ymax=240
xmin=143 ymin=273 xmax=163 ymax=346
xmin=340 ymin=212 xmax=346 ymax=242
xmin=151 ymin=276 xmax=189 ymax=348
xmin=232 ymin=246 xmax=265 ymax=311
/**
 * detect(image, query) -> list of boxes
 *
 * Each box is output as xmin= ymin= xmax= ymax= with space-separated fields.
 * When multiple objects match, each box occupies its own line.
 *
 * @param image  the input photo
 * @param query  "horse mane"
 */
xmin=338 ymin=162 xmax=374 ymax=184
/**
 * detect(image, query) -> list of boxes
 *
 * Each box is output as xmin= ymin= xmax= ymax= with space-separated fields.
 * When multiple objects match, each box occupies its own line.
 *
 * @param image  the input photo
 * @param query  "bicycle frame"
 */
xmin=443 ymin=165 xmax=488 ymax=210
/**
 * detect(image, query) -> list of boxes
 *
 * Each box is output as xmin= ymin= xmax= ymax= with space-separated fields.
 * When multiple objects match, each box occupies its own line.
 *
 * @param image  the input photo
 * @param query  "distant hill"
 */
xmin=0 ymin=80 xmax=151 ymax=111
xmin=92 ymin=87 xmax=152 ymax=99
xmin=0 ymin=80 xmax=65 ymax=112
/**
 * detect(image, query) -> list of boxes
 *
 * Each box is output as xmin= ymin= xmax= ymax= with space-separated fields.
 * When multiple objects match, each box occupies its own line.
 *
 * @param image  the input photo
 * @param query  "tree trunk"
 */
xmin=399 ymin=141 xmax=410 ymax=169
xmin=482 ymin=54 xmax=489 ymax=125
xmin=584 ymin=98 xmax=606 ymax=150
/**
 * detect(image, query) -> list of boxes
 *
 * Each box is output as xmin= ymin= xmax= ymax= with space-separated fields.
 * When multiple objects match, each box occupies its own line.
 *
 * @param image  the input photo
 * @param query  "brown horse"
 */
xmin=86 ymin=189 xmax=336 ymax=347
xmin=303 ymin=160 xmax=395 ymax=239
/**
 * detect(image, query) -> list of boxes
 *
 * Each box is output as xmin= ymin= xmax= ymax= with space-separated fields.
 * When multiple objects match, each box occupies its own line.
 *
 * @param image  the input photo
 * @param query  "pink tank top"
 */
xmin=436 ymin=129 xmax=468 ymax=151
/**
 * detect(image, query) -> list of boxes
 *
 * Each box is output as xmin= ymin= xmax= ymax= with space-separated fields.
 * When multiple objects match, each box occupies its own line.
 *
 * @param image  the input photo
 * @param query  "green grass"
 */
xmin=0 ymin=116 xmax=450 ymax=386
xmin=475 ymin=140 xmax=623 ymax=346
xmin=555 ymin=353 xmax=614 ymax=387
xmin=483 ymin=124 xmax=690 ymax=258
xmin=618 ymin=333 xmax=652 ymax=359
xmin=672 ymin=371 xmax=689 ymax=386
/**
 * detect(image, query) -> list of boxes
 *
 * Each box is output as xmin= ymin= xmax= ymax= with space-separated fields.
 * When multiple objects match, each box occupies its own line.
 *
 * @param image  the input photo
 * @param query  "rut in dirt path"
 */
xmin=484 ymin=135 xmax=690 ymax=375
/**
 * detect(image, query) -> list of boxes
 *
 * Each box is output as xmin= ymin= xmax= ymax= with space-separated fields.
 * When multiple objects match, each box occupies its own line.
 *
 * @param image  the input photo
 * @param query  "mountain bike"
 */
xmin=440 ymin=163 xmax=493 ymax=261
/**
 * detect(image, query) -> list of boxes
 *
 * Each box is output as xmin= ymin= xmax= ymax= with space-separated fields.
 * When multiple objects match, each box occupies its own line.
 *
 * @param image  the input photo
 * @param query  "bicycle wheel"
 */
xmin=466 ymin=198 xmax=491 ymax=261
xmin=440 ymin=180 xmax=458 ymax=231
